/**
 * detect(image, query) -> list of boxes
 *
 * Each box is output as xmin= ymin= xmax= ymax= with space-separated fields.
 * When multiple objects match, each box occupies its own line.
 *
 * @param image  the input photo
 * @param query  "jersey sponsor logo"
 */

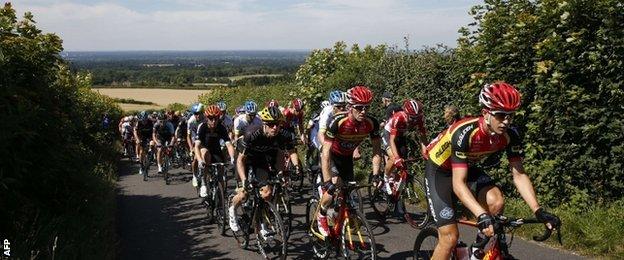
xmin=455 ymin=151 xmax=467 ymax=159
xmin=440 ymin=207 xmax=454 ymax=220
xmin=456 ymin=124 xmax=474 ymax=147
xmin=435 ymin=141 xmax=451 ymax=158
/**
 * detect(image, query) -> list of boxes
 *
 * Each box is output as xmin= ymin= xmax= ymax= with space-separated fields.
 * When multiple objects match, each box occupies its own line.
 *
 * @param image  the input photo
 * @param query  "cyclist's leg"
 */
xmin=469 ymin=167 xmax=504 ymax=215
xmin=156 ymin=140 xmax=164 ymax=172
xmin=424 ymin=160 xmax=459 ymax=258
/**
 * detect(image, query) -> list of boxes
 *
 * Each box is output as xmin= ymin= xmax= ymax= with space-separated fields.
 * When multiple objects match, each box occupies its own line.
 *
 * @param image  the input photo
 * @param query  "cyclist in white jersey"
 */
xmin=233 ymin=100 xmax=262 ymax=140
xmin=317 ymin=90 xmax=349 ymax=146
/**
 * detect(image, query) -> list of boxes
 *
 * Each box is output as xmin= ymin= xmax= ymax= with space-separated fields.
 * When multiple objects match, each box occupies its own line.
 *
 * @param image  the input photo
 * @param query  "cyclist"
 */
xmin=153 ymin=113 xmax=176 ymax=174
xmin=233 ymin=100 xmax=261 ymax=140
xmin=134 ymin=111 xmax=154 ymax=175
xmin=444 ymin=104 xmax=461 ymax=126
xmin=380 ymin=99 xmax=428 ymax=194
xmin=120 ymin=116 xmax=134 ymax=156
xmin=282 ymin=98 xmax=306 ymax=143
xmin=316 ymin=90 xmax=349 ymax=145
xmin=380 ymin=91 xmax=402 ymax=128
xmin=217 ymin=100 xmax=234 ymax=140
xmin=228 ymin=106 xmax=299 ymax=232
xmin=424 ymin=82 xmax=561 ymax=259
xmin=316 ymin=86 xmax=383 ymax=237
xmin=195 ymin=105 xmax=236 ymax=197
xmin=305 ymin=101 xmax=330 ymax=171
xmin=188 ymin=103 xmax=205 ymax=187
xmin=235 ymin=106 xmax=245 ymax=117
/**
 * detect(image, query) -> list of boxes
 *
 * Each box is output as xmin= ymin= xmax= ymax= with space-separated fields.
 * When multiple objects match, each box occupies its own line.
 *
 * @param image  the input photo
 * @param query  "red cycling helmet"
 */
xmin=479 ymin=82 xmax=521 ymax=112
xmin=267 ymin=99 xmax=280 ymax=108
xmin=204 ymin=105 xmax=222 ymax=117
xmin=291 ymin=98 xmax=303 ymax=111
xmin=403 ymin=99 xmax=423 ymax=117
xmin=347 ymin=86 xmax=373 ymax=105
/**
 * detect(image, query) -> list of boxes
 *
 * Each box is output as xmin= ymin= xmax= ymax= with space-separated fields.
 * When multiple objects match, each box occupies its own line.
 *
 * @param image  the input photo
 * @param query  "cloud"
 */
xmin=12 ymin=0 xmax=478 ymax=50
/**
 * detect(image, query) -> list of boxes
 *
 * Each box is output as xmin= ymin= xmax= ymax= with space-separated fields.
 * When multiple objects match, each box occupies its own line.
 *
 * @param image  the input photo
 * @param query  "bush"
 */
xmin=0 ymin=4 xmax=121 ymax=258
xmin=198 ymin=84 xmax=303 ymax=115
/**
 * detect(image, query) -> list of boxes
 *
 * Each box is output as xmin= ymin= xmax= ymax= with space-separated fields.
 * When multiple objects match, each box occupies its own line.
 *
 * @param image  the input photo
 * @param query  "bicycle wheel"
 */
xmin=254 ymin=201 xmax=287 ymax=260
xmin=306 ymin=198 xmax=330 ymax=259
xmin=142 ymin=158 xmax=149 ymax=181
xmin=412 ymin=226 xmax=439 ymax=260
xmin=164 ymin=156 xmax=171 ymax=185
xmin=273 ymin=189 xmax=292 ymax=240
xmin=402 ymin=177 xmax=430 ymax=228
xmin=340 ymin=208 xmax=377 ymax=259
xmin=215 ymin=181 xmax=227 ymax=235
xmin=368 ymin=173 xmax=390 ymax=221
xmin=204 ymin=182 xmax=215 ymax=223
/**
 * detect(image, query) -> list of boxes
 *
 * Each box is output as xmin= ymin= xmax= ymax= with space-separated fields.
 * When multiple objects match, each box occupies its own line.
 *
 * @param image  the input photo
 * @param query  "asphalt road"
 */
xmin=116 ymin=158 xmax=585 ymax=259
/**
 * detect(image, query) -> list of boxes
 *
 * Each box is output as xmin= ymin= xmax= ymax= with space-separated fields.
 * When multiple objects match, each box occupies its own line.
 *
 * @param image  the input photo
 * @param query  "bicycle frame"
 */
xmin=310 ymin=185 xmax=366 ymax=249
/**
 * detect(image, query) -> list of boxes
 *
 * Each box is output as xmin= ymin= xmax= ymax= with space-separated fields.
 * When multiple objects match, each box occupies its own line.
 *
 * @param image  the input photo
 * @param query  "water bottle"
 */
xmin=455 ymin=241 xmax=470 ymax=260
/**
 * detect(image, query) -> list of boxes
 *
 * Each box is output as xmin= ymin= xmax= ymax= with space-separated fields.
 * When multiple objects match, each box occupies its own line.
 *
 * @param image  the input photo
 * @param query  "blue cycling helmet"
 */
xmin=244 ymin=100 xmax=258 ymax=114
xmin=216 ymin=101 xmax=227 ymax=111
xmin=329 ymin=90 xmax=348 ymax=105
xmin=138 ymin=111 xmax=148 ymax=121
xmin=191 ymin=102 xmax=205 ymax=114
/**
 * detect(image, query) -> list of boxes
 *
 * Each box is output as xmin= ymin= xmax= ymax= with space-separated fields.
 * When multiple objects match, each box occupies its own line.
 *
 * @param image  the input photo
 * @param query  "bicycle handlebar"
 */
xmin=470 ymin=216 xmax=561 ymax=250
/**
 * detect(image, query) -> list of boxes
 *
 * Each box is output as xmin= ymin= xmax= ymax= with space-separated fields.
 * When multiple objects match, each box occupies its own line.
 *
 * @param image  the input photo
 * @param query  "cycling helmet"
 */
xmin=157 ymin=113 xmax=167 ymax=120
xmin=267 ymin=99 xmax=280 ymax=108
xmin=123 ymin=116 xmax=130 ymax=122
xmin=321 ymin=100 xmax=330 ymax=109
xmin=204 ymin=105 xmax=222 ymax=117
xmin=191 ymin=103 xmax=205 ymax=114
xmin=138 ymin=111 xmax=148 ymax=121
xmin=291 ymin=98 xmax=303 ymax=111
xmin=235 ymin=106 xmax=245 ymax=115
xmin=258 ymin=106 xmax=283 ymax=122
xmin=216 ymin=101 xmax=227 ymax=111
xmin=479 ymin=82 xmax=521 ymax=112
xmin=329 ymin=90 xmax=348 ymax=105
xmin=347 ymin=86 xmax=373 ymax=105
xmin=403 ymin=99 xmax=423 ymax=117
xmin=244 ymin=100 xmax=258 ymax=114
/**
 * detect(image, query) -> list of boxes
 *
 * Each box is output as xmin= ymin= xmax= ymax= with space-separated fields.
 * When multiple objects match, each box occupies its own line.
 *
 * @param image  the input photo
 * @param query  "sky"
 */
xmin=12 ymin=0 xmax=482 ymax=51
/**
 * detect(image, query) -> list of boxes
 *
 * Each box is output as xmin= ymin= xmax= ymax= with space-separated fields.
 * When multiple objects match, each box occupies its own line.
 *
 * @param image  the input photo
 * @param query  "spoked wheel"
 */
xmin=402 ymin=177 xmax=430 ymax=228
xmin=412 ymin=226 xmax=439 ymax=260
xmin=204 ymin=183 xmax=215 ymax=223
xmin=142 ymin=159 xmax=149 ymax=181
xmin=368 ymin=173 xmax=390 ymax=221
xmin=164 ymin=158 xmax=171 ymax=185
xmin=340 ymin=209 xmax=377 ymax=259
xmin=229 ymin=194 xmax=250 ymax=249
xmin=273 ymin=190 xmax=292 ymax=240
xmin=215 ymin=182 xmax=227 ymax=235
xmin=306 ymin=198 xmax=330 ymax=259
xmin=255 ymin=202 xmax=287 ymax=260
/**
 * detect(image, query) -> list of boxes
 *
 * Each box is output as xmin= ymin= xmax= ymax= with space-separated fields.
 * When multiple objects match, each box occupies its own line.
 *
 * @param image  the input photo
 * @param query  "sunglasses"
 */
xmin=193 ymin=112 xmax=200 ymax=116
xmin=352 ymin=105 xmax=370 ymax=111
xmin=489 ymin=111 xmax=515 ymax=122
xmin=265 ymin=122 xmax=280 ymax=128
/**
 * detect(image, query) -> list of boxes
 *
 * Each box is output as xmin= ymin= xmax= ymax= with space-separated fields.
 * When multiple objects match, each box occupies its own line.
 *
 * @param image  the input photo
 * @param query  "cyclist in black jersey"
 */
xmin=228 ymin=106 xmax=299 ymax=232
xmin=153 ymin=113 xmax=176 ymax=174
xmin=194 ymin=105 xmax=236 ymax=198
xmin=134 ymin=111 xmax=154 ymax=175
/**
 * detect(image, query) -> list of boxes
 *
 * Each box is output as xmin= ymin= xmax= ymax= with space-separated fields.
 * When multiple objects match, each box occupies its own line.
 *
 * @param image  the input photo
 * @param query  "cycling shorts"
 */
xmin=424 ymin=160 xmax=496 ymax=227
xmin=329 ymin=153 xmax=354 ymax=182
xmin=200 ymin=146 xmax=225 ymax=163
xmin=247 ymin=165 xmax=275 ymax=187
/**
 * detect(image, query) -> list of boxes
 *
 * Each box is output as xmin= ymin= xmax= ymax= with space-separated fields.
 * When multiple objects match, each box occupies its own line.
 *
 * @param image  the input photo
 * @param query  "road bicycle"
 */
xmin=228 ymin=172 xmax=287 ymax=260
xmin=140 ymin=141 xmax=154 ymax=182
xmin=202 ymin=162 xmax=229 ymax=235
xmin=368 ymin=158 xmax=430 ymax=228
xmin=413 ymin=215 xmax=562 ymax=260
xmin=280 ymin=143 xmax=305 ymax=192
xmin=161 ymin=144 xmax=173 ymax=185
xmin=122 ymin=136 xmax=135 ymax=160
xmin=271 ymin=171 xmax=293 ymax=240
xmin=172 ymin=138 xmax=191 ymax=170
xmin=306 ymin=181 xmax=376 ymax=259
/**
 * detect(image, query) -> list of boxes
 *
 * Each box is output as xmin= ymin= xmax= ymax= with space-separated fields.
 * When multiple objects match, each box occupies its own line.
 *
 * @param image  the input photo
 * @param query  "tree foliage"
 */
xmin=0 ymin=3 xmax=121 ymax=258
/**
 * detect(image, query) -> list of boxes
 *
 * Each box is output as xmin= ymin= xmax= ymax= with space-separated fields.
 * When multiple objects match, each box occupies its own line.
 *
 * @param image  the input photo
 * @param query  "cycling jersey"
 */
xmin=196 ymin=122 xmax=230 ymax=160
xmin=136 ymin=120 xmax=153 ymax=140
xmin=426 ymin=116 xmax=523 ymax=171
xmin=220 ymin=114 xmax=234 ymax=133
xmin=187 ymin=115 xmax=202 ymax=142
xmin=383 ymin=111 xmax=427 ymax=138
xmin=318 ymin=105 xmax=335 ymax=132
xmin=384 ymin=103 xmax=402 ymax=121
xmin=308 ymin=113 xmax=321 ymax=149
xmin=176 ymin=117 xmax=187 ymax=139
xmin=153 ymin=120 xmax=174 ymax=141
xmin=325 ymin=114 xmax=380 ymax=157
xmin=233 ymin=114 xmax=262 ymax=137
xmin=282 ymin=108 xmax=304 ymax=130
xmin=237 ymin=125 xmax=296 ymax=166
xmin=121 ymin=122 xmax=133 ymax=139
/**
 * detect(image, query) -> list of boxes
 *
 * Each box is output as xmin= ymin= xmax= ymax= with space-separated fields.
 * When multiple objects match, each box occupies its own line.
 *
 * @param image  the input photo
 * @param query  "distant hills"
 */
xmin=62 ymin=50 xmax=311 ymax=62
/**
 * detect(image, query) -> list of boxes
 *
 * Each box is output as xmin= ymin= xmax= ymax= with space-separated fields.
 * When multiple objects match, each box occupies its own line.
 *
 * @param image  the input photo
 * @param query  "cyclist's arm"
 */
xmin=186 ymin=130 xmax=193 ymax=152
xmin=452 ymin=167 xmax=488 ymax=217
xmin=225 ymin=142 xmax=235 ymax=162
xmin=236 ymin=152 xmax=247 ymax=182
xmin=371 ymin=137 xmax=382 ymax=175
xmin=152 ymin=129 xmax=159 ymax=145
xmin=389 ymin=133 xmax=400 ymax=159
xmin=510 ymin=161 xmax=540 ymax=213
xmin=320 ymin=139 xmax=332 ymax=183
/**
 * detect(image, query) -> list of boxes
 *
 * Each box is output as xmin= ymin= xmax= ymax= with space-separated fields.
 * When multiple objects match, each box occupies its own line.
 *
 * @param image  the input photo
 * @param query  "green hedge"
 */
xmin=198 ymin=84 xmax=303 ymax=114
xmin=0 ymin=4 xmax=121 ymax=258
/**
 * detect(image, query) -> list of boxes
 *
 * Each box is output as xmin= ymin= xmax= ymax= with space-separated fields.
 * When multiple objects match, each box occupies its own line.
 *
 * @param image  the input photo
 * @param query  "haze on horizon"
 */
xmin=13 ymin=0 xmax=481 ymax=51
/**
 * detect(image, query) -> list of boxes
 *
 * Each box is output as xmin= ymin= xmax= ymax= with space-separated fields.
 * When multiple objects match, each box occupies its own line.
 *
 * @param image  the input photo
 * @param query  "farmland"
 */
xmin=94 ymin=88 xmax=210 ymax=111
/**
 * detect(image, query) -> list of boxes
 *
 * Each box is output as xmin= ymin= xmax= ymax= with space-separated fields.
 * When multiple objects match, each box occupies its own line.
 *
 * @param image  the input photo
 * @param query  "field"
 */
xmin=94 ymin=88 xmax=210 ymax=111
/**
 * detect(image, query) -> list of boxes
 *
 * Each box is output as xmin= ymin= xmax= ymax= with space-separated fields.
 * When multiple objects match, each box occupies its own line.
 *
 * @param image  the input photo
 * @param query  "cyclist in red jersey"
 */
xmin=282 ymin=98 xmax=306 ymax=144
xmin=316 ymin=86 xmax=383 ymax=237
xmin=424 ymin=82 xmax=560 ymax=259
xmin=381 ymin=99 xmax=428 ymax=193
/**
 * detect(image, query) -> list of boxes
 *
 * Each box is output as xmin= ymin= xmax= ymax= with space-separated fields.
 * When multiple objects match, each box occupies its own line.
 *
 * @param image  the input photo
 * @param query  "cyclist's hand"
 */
xmin=535 ymin=208 xmax=561 ymax=230
xmin=199 ymin=160 xmax=206 ymax=169
xmin=477 ymin=213 xmax=495 ymax=237
xmin=421 ymin=149 xmax=429 ymax=161
xmin=393 ymin=158 xmax=405 ymax=169
xmin=242 ymin=179 xmax=250 ymax=190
